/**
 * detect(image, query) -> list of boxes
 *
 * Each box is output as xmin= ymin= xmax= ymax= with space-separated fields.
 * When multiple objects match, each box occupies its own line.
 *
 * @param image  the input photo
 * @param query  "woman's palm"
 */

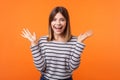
xmin=21 ymin=28 xmax=36 ymax=43
xmin=78 ymin=30 xmax=93 ymax=42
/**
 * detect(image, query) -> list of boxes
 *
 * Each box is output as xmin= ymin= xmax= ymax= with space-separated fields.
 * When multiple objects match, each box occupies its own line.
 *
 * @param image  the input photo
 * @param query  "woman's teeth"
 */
xmin=54 ymin=26 xmax=62 ymax=29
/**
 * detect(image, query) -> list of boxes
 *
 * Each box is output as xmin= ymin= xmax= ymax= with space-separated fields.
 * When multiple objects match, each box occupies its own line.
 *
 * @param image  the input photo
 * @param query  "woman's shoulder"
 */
xmin=38 ymin=35 xmax=48 ymax=42
xmin=68 ymin=36 xmax=78 ymax=42
xmin=71 ymin=36 xmax=77 ymax=40
xmin=40 ymin=35 xmax=48 ymax=39
xmin=71 ymin=36 xmax=77 ymax=39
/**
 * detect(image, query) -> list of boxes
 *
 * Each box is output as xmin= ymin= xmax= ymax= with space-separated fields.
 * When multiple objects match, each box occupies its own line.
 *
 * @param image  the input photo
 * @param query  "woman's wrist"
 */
xmin=31 ymin=41 xmax=37 ymax=46
xmin=77 ymin=40 xmax=82 ymax=43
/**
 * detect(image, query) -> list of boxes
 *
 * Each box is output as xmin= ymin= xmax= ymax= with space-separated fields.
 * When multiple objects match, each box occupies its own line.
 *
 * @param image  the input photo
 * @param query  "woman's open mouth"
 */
xmin=53 ymin=26 xmax=63 ymax=32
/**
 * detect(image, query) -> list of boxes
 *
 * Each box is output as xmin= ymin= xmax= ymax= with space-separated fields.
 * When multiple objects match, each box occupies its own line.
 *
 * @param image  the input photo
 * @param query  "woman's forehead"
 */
xmin=54 ymin=12 xmax=65 ymax=18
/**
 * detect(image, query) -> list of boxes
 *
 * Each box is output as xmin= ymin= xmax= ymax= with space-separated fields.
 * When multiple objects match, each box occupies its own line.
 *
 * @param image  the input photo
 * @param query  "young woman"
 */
xmin=21 ymin=6 xmax=93 ymax=80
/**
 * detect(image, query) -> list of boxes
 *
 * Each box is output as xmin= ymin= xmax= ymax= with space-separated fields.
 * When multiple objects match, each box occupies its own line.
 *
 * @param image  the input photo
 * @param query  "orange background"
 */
xmin=0 ymin=0 xmax=120 ymax=80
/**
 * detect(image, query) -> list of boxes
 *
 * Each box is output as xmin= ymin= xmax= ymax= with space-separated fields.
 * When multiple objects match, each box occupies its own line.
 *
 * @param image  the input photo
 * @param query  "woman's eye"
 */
xmin=52 ymin=18 xmax=65 ymax=22
xmin=53 ymin=18 xmax=56 ymax=21
xmin=60 ymin=18 xmax=65 ymax=21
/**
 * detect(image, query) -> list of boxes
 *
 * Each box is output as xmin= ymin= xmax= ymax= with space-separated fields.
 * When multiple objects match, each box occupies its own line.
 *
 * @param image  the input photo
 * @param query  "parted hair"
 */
xmin=47 ymin=6 xmax=72 ymax=42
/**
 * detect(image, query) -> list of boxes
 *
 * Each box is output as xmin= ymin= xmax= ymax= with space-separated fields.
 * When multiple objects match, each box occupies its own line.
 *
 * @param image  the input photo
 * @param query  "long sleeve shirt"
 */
xmin=30 ymin=36 xmax=85 ymax=80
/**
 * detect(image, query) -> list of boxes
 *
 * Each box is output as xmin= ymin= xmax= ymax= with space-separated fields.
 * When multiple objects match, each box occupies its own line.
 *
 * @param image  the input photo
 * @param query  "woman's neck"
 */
xmin=54 ymin=34 xmax=65 ymax=42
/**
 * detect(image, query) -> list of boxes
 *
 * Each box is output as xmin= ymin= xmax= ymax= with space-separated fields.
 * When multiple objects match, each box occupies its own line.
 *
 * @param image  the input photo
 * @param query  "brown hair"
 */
xmin=47 ymin=6 xmax=72 ymax=42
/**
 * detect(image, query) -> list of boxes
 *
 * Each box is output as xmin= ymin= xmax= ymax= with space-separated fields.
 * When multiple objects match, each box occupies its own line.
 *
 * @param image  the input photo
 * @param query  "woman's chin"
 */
xmin=54 ymin=31 xmax=63 ymax=35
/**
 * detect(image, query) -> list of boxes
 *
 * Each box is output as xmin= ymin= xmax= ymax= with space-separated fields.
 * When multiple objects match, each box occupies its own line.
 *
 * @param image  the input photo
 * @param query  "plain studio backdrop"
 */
xmin=0 ymin=0 xmax=120 ymax=80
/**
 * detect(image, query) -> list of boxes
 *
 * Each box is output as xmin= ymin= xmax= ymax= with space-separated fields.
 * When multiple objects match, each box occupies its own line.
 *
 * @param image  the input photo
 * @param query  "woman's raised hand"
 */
xmin=21 ymin=28 xmax=37 ymax=46
xmin=77 ymin=30 xmax=93 ymax=43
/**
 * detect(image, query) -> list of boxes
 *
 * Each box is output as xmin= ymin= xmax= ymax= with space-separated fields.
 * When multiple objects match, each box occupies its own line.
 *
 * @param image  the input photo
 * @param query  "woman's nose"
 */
xmin=56 ymin=20 xmax=60 ymax=25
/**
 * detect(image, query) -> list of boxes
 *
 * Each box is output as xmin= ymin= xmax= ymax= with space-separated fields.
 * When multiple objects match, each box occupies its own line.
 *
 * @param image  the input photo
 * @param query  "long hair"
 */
xmin=47 ymin=6 xmax=72 ymax=42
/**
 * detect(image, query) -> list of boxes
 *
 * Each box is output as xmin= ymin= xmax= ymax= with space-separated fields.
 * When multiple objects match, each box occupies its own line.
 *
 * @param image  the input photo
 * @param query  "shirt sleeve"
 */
xmin=69 ymin=41 xmax=85 ymax=71
xmin=30 ymin=39 xmax=46 ymax=72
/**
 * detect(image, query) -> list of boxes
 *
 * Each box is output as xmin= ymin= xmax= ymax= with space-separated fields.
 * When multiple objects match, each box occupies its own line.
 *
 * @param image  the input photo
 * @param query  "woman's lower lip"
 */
xmin=54 ymin=27 xmax=62 ymax=29
xmin=54 ymin=28 xmax=62 ymax=32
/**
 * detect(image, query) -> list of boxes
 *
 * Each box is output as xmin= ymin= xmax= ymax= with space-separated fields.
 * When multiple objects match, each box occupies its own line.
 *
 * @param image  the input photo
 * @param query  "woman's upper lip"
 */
xmin=53 ymin=26 xmax=62 ymax=29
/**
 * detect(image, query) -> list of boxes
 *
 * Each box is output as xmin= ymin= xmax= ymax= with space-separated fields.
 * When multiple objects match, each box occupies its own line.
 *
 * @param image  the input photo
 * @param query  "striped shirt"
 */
xmin=30 ymin=36 xmax=85 ymax=80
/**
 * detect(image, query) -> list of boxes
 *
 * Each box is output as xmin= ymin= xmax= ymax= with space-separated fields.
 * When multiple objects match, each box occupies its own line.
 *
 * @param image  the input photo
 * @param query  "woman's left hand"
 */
xmin=77 ymin=30 xmax=93 ymax=43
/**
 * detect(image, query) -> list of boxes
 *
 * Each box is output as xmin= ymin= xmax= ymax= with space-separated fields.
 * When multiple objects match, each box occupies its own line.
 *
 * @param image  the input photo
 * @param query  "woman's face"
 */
xmin=51 ymin=12 xmax=66 ymax=36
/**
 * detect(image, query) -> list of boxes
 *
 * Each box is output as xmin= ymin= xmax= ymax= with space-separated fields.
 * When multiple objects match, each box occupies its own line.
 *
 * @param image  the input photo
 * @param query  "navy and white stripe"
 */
xmin=30 ymin=36 xmax=85 ymax=80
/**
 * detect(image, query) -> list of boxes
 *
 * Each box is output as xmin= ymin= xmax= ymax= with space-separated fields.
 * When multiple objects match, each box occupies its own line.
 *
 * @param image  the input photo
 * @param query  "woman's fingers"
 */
xmin=21 ymin=28 xmax=37 ymax=42
xmin=77 ymin=30 xmax=93 ymax=42
xmin=85 ymin=30 xmax=93 ymax=37
xmin=33 ymin=32 xmax=36 ymax=39
xmin=21 ymin=28 xmax=29 ymax=39
xmin=21 ymin=30 xmax=28 ymax=38
xmin=21 ymin=33 xmax=26 ymax=38
xmin=23 ymin=28 xmax=30 ymax=37
xmin=26 ymin=28 xmax=32 ymax=37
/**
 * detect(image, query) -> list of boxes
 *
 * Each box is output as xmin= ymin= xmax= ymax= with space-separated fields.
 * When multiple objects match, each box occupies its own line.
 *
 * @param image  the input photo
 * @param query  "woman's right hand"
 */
xmin=21 ymin=28 xmax=37 ymax=46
